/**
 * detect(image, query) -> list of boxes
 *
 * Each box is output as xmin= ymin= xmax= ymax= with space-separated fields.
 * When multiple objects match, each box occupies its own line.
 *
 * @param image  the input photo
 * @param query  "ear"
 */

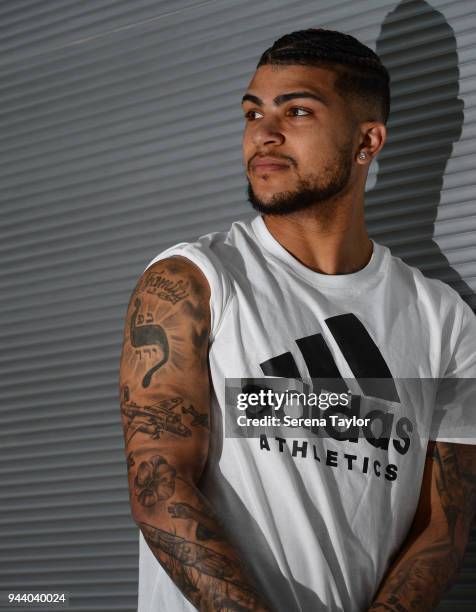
xmin=355 ymin=122 xmax=387 ymax=164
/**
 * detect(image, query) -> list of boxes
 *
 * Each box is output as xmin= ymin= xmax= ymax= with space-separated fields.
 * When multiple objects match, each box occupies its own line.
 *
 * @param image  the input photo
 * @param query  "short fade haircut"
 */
xmin=257 ymin=28 xmax=390 ymax=125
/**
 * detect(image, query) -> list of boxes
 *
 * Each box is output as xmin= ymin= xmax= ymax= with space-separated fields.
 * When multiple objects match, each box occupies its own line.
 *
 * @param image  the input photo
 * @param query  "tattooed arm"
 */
xmin=119 ymin=256 xmax=270 ymax=612
xmin=368 ymin=441 xmax=476 ymax=611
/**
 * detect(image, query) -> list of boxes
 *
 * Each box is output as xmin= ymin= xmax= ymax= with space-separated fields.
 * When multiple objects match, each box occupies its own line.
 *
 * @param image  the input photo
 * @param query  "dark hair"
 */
xmin=257 ymin=28 xmax=390 ymax=125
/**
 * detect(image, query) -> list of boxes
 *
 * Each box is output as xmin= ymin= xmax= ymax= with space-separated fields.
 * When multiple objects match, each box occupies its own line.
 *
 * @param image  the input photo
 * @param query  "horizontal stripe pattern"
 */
xmin=0 ymin=1 xmax=474 ymax=610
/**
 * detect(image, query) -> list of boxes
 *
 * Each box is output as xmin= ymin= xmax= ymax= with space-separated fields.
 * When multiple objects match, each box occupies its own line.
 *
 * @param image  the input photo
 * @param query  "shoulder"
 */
xmin=141 ymin=219 xmax=258 ymax=339
xmin=384 ymin=249 xmax=476 ymax=381
xmin=127 ymin=257 xmax=212 ymax=347
xmin=385 ymin=246 xmax=471 ymax=320
xmin=144 ymin=221 xmax=248 ymax=279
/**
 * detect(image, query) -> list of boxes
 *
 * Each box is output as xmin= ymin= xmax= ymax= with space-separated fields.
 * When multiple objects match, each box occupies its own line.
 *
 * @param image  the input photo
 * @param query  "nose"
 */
xmin=251 ymin=115 xmax=285 ymax=147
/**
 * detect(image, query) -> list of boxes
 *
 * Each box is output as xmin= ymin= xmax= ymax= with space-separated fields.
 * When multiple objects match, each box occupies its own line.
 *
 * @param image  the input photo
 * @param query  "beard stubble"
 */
xmin=247 ymin=141 xmax=354 ymax=218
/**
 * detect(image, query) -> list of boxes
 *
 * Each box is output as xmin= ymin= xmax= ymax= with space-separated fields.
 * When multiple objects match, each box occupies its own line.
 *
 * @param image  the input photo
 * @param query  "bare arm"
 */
xmin=119 ymin=256 xmax=269 ymax=611
xmin=368 ymin=440 xmax=476 ymax=611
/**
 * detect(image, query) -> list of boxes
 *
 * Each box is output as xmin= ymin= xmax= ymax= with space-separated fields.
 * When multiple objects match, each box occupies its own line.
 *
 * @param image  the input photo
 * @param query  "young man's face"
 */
xmin=242 ymin=64 xmax=358 ymax=215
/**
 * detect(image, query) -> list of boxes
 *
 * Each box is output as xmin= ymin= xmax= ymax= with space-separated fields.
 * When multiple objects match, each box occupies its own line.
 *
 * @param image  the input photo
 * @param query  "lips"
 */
xmin=251 ymin=156 xmax=290 ymax=171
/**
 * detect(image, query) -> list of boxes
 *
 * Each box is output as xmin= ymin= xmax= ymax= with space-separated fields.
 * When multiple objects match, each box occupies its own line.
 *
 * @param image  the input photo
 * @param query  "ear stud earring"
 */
xmin=358 ymin=152 xmax=367 ymax=160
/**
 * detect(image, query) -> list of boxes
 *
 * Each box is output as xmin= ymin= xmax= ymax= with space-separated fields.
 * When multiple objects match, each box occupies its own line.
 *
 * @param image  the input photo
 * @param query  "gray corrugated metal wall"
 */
xmin=0 ymin=1 xmax=473 ymax=610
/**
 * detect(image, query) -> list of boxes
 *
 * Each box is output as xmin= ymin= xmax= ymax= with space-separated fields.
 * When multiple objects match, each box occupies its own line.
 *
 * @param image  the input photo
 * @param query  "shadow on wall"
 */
xmin=369 ymin=0 xmax=475 ymax=312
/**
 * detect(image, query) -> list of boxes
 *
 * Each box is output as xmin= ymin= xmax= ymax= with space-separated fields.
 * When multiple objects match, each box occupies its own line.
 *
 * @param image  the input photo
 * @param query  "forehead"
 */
xmin=245 ymin=64 xmax=337 ymax=100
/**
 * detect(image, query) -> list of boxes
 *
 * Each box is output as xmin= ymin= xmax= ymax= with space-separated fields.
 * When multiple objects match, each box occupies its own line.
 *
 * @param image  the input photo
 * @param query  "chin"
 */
xmin=249 ymin=181 xmax=285 ymax=198
xmin=254 ymin=188 xmax=276 ymax=200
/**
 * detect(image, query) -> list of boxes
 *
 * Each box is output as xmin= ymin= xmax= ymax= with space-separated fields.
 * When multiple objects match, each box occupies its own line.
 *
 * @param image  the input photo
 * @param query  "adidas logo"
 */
xmin=242 ymin=313 xmax=414 ymax=456
xmin=260 ymin=313 xmax=400 ymax=404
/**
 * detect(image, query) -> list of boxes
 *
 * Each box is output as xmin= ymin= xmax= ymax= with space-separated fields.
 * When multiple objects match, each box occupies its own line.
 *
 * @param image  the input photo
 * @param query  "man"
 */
xmin=120 ymin=28 xmax=476 ymax=611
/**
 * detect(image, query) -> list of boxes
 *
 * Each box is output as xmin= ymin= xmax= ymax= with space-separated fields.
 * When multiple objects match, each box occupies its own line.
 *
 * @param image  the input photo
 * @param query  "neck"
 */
xmin=262 ymin=195 xmax=372 ymax=275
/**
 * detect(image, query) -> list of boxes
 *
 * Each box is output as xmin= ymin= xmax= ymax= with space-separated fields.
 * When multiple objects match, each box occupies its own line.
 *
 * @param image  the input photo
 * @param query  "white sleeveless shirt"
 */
xmin=138 ymin=215 xmax=476 ymax=612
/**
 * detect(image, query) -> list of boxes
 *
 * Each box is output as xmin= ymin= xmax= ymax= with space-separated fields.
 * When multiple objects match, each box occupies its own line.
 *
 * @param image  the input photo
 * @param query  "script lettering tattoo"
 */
xmin=130 ymin=297 xmax=169 ymax=388
xmin=122 ymin=258 xmax=211 ymax=393
xmin=135 ymin=455 xmax=177 ymax=507
xmin=169 ymin=502 xmax=223 ymax=541
xmin=139 ymin=270 xmax=190 ymax=304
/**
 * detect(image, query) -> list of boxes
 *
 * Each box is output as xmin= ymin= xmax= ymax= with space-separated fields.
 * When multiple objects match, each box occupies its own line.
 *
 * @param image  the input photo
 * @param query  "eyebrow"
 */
xmin=241 ymin=91 xmax=328 ymax=107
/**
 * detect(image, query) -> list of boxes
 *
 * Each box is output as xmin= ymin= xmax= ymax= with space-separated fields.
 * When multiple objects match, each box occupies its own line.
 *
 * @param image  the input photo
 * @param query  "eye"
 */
xmin=244 ymin=109 xmax=263 ymax=121
xmin=288 ymin=107 xmax=311 ymax=117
